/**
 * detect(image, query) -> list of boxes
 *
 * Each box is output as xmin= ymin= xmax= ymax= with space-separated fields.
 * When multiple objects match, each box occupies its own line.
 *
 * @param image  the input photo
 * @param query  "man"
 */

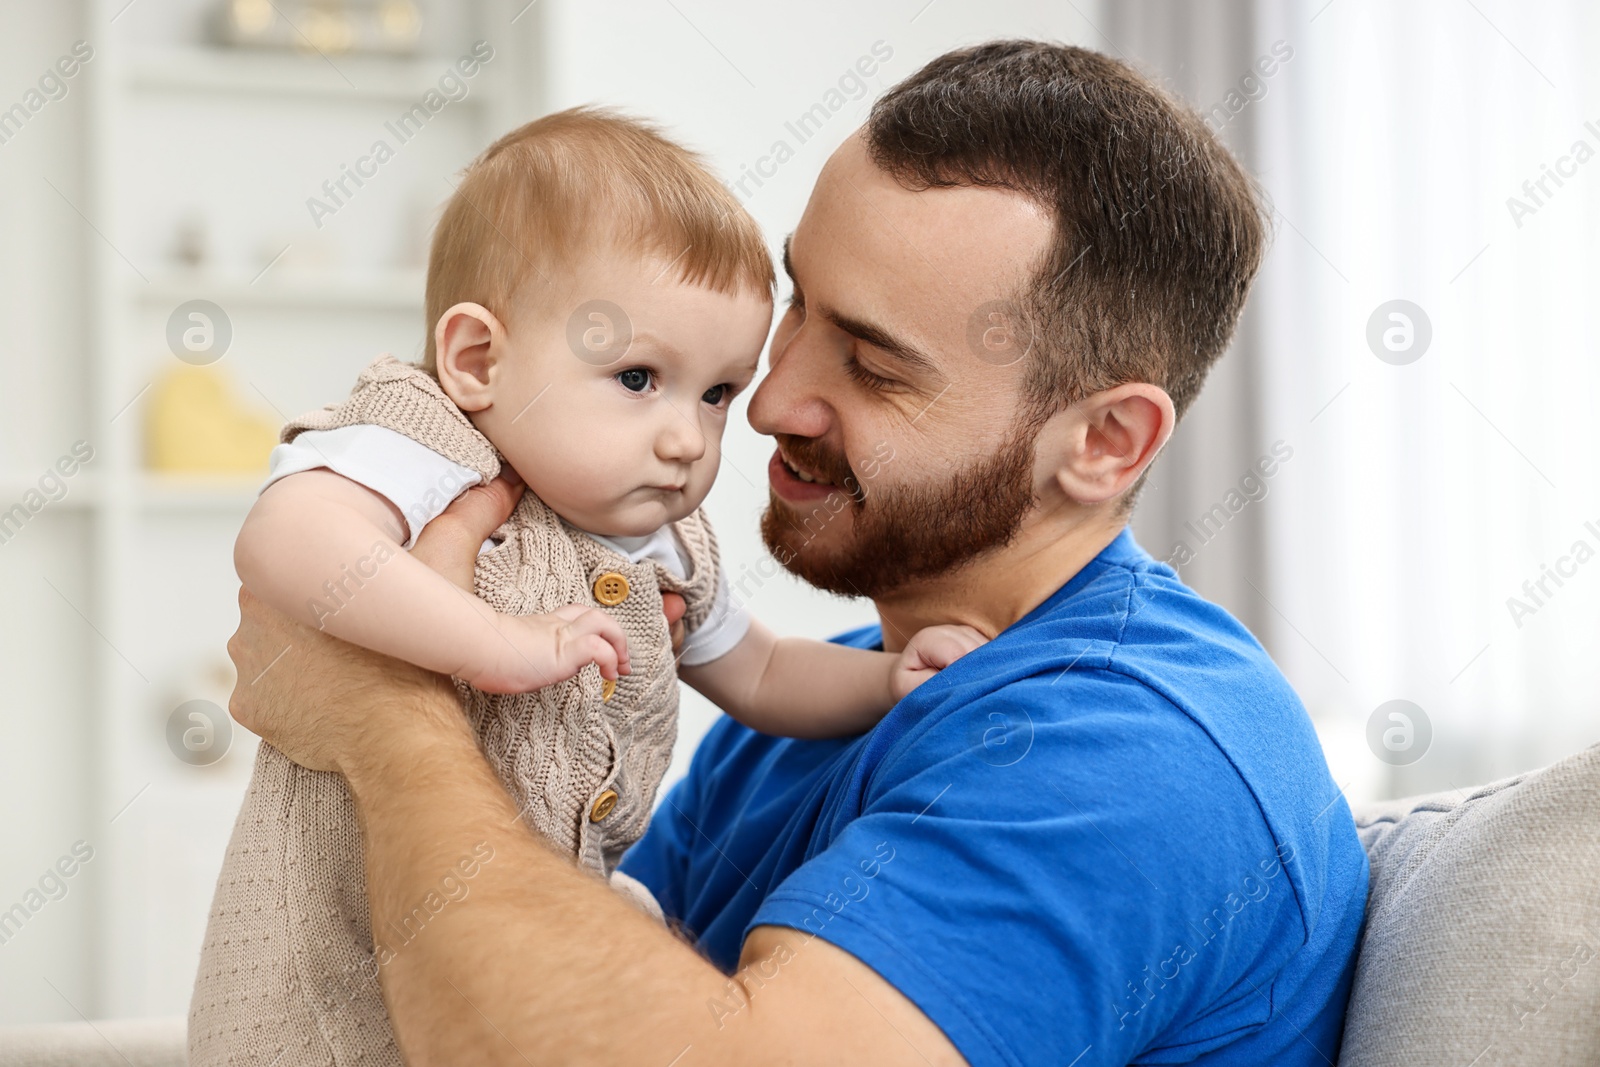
xmin=227 ymin=41 xmax=1367 ymax=1066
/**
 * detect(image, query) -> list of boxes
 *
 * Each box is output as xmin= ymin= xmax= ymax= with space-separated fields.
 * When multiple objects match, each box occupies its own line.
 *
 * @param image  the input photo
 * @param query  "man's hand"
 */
xmin=226 ymin=587 xmax=450 ymax=774
xmin=663 ymin=591 xmax=687 ymax=655
xmin=408 ymin=470 xmax=525 ymax=591
xmin=226 ymin=472 xmax=528 ymax=773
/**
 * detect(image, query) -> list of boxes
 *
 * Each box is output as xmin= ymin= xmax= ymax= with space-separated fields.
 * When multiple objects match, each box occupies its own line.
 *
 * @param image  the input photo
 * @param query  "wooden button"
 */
xmin=601 ymin=678 xmax=616 ymax=702
xmin=589 ymin=789 xmax=619 ymax=822
xmin=593 ymin=572 xmax=630 ymax=606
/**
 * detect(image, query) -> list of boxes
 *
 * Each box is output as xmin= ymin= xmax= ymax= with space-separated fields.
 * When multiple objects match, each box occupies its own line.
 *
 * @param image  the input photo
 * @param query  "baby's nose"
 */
xmin=657 ymin=416 xmax=707 ymax=462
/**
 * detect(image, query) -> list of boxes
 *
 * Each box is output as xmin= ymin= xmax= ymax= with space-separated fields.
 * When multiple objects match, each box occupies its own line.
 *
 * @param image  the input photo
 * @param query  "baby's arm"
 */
xmin=235 ymin=469 xmax=628 ymax=693
xmin=681 ymin=619 xmax=986 ymax=739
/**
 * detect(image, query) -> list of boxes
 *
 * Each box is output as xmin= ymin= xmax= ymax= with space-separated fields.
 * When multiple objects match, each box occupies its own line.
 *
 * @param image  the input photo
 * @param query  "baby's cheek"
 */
xmin=508 ymin=439 xmax=586 ymax=507
xmin=685 ymin=455 xmax=723 ymax=507
xmin=577 ymin=451 xmax=649 ymax=516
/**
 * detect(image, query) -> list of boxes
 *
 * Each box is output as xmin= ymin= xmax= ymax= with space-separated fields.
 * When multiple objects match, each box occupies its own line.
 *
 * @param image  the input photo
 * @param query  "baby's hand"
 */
xmin=890 ymin=624 xmax=988 ymax=701
xmin=466 ymin=605 xmax=631 ymax=694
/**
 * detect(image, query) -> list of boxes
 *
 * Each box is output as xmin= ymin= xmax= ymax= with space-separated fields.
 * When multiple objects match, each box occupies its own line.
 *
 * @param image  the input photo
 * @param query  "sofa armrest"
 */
xmin=0 ymin=1017 xmax=185 ymax=1067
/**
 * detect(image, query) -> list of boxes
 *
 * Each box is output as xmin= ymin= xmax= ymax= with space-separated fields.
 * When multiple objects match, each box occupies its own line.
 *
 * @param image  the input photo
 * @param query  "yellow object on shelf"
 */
xmin=145 ymin=365 xmax=280 ymax=474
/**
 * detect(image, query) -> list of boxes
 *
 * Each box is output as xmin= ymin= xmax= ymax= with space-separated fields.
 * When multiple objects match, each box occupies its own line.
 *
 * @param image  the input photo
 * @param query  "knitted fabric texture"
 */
xmin=188 ymin=355 xmax=721 ymax=1066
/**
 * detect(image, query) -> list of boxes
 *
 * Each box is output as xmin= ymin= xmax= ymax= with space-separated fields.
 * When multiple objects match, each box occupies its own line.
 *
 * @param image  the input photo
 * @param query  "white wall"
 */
xmin=0 ymin=0 xmax=100 ymax=1023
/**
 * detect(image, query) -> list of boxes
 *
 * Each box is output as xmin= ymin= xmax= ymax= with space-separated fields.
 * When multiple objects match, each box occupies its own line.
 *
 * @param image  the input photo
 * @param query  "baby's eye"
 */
xmin=702 ymin=384 xmax=731 ymax=406
xmin=616 ymin=368 xmax=653 ymax=393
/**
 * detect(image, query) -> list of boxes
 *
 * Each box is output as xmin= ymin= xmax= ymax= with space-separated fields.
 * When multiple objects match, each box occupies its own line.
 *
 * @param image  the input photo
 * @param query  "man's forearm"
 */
xmin=344 ymin=689 xmax=758 ymax=1066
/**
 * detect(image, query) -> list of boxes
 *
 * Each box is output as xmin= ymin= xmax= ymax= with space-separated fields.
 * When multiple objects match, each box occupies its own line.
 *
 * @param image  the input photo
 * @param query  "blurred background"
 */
xmin=1 ymin=0 xmax=1595 ymax=1025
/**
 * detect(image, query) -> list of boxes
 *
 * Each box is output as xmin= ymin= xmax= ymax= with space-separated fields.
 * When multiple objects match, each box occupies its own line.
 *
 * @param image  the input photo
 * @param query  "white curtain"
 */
xmin=1118 ymin=0 xmax=1600 ymax=798
xmin=1252 ymin=0 xmax=1600 ymax=796
xmin=1109 ymin=0 xmax=1273 ymax=646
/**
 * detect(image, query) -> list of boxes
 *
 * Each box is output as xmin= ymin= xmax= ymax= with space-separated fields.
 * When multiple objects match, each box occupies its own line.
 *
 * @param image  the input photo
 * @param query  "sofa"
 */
xmin=4 ymin=743 xmax=1596 ymax=1066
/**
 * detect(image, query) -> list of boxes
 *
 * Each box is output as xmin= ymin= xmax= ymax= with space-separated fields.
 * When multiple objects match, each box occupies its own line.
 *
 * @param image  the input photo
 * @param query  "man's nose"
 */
xmin=748 ymin=326 xmax=833 ymax=440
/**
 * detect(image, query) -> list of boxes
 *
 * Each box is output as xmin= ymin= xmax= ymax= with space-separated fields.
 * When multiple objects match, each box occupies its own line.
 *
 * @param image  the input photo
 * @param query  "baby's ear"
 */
xmin=434 ymin=302 xmax=503 ymax=412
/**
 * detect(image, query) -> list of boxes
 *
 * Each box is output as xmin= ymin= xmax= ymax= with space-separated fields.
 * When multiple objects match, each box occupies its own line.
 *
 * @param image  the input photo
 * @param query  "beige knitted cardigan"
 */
xmin=188 ymin=356 xmax=721 ymax=1066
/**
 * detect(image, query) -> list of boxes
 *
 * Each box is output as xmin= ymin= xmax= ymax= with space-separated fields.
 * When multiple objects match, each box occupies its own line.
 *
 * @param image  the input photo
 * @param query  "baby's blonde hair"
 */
xmin=424 ymin=106 xmax=775 ymax=370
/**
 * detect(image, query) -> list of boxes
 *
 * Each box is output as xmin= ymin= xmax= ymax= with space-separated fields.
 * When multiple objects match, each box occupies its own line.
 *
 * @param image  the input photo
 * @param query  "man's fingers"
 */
xmin=227 ymin=584 xmax=458 ymax=772
xmin=662 ymin=591 xmax=687 ymax=656
xmin=228 ymin=587 xmax=314 ymax=734
xmin=412 ymin=472 xmax=525 ymax=591
xmin=662 ymin=592 xmax=686 ymax=626
xmin=231 ymin=587 xmax=299 ymax=669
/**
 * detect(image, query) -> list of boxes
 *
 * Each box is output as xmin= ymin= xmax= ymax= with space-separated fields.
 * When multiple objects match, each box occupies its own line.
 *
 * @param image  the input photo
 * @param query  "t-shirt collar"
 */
xmin=1011 ymin=525 xmax=1146 ymax=629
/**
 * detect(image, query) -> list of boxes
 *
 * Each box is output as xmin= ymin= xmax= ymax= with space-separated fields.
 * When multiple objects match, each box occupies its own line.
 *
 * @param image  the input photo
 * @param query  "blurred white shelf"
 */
xmin=70 ymin=0 xmax=535 ymax=1019
xmin=127 ymin=46 xmax=489 ymax=105
xmin=134 ymin=473 xmax=264 ymax=513
xmin=0 ymin=473 xmax=102 ymax=509
xmin=142 ymin=269 xmax=424 ymax=311
xmin=0 ymin=473 xmax=264 ymax=514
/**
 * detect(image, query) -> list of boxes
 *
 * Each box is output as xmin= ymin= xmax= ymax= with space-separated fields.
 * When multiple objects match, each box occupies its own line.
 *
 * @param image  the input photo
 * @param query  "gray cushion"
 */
xmin=1339 ymin=743 xmax=1600 ymax=1066
xmin=0 ymin=1018 xmax=185 ymax=1067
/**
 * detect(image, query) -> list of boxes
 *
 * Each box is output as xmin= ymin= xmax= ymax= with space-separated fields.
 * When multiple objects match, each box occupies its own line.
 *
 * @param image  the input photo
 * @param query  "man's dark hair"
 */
xmin=867 ymin=40 xmax=1269 ymax=422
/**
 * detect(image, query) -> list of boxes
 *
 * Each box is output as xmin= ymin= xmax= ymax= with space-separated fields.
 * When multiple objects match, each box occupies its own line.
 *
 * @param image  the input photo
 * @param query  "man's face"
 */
xmin=747 ymin=133 xmax=1054 ymax=599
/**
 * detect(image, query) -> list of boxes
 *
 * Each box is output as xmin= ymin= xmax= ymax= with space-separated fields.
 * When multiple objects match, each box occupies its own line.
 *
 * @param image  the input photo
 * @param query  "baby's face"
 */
xmin=470 ymin=254 xmax=772 ymax=538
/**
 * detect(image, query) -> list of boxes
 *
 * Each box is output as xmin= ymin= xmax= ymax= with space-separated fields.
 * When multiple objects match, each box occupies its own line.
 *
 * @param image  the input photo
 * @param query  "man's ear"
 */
xmin=1045 ymin=382 xmax=1176 ymax=506
xmin=434 ymin=302 xmax=505 ymax=413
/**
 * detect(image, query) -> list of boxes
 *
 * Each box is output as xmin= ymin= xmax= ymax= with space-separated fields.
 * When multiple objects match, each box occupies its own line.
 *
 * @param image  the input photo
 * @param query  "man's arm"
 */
xmin=226 ymin=474 xmax=965 ymax=1067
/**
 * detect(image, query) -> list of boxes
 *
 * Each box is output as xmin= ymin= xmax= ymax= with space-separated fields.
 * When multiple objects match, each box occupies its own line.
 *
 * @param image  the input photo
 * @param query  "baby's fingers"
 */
xmin=561 ymin=608 xmax=631 ymax=679
xmin=573 ymin=634 xmax=621 ymax=681
xmin=942 ymin=624 xmax=989 ymax=656
xmin=916 ymin=624 xmax=989 ymax=669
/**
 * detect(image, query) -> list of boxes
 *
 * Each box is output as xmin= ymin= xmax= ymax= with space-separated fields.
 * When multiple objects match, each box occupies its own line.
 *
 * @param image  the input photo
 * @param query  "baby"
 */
xmin=188 ymin=108 xmax=984 ymax=1067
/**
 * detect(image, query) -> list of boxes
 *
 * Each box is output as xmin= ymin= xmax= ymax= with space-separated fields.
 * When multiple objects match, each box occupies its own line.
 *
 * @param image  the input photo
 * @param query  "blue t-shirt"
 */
xmin=621 ymin=529 xmax=1368 ymax=1066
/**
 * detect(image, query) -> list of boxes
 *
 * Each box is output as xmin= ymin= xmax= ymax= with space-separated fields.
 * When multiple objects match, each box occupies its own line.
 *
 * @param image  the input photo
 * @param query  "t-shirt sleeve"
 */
xmin=747 ymin=673 xmax=1309 ymax=1067
xmin=677 ymin=565 xmax=752 ymax=667
xmin=262 ymin=425 xmax=482 ymax=548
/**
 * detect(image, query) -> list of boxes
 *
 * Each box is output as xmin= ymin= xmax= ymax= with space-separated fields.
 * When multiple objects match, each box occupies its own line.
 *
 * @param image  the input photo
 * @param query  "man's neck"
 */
xmin=872 ymin=509 xmax=1125 ymax=653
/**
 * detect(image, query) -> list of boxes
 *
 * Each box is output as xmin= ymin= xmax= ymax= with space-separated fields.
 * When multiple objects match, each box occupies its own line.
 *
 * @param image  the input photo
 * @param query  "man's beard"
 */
xmin=760 ymin=421 xmax=1040 ymax=600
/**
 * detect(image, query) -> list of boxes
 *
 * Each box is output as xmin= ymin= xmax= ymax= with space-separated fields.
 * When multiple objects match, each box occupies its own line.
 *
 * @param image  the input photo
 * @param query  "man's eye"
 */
xmin=616 ymin=368 xmax=653 ymax=393
xmin=844 ymin=357 xmax=893 ymax=391
xmin=702 ymin=384 xmax=731 ymax=406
